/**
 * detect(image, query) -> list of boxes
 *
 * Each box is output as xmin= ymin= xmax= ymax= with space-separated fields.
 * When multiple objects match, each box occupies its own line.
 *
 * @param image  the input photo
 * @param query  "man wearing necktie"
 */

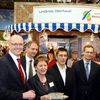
xmin=85 ymin=62 xmax=89 ymax=80
xmin=21 ymin=41 xmax=38 ymax=80
xmin=0 ymin=35 xmax=35 ymax=100
xmin=72 ymin=44 xmax=100 ymax=100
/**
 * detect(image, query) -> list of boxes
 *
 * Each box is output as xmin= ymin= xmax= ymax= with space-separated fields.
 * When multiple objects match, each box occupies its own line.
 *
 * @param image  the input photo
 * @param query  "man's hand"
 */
xmin=22 ymin=90 xmax=36 ymax=100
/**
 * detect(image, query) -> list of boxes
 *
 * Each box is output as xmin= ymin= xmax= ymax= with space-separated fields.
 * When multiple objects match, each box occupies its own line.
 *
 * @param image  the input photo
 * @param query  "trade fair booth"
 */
xmin=8 ymin=5 xmax=100 ymax=33
xmin=4 ymin=3 xmax=100 ymax=59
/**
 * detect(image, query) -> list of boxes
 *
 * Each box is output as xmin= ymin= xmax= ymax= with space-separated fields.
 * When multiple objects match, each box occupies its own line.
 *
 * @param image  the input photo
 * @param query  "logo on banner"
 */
xmin=82 ymin=10 xmax=92 ymax=21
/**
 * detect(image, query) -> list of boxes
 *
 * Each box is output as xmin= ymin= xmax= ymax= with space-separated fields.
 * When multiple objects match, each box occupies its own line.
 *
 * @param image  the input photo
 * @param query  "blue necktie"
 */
xmin=85 ymin=63 xmax=89 ymax=80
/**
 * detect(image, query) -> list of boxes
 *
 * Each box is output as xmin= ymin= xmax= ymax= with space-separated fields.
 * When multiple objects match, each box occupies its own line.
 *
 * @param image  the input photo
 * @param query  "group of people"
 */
xmin=0 ymin=34 xmax=100 ymax=100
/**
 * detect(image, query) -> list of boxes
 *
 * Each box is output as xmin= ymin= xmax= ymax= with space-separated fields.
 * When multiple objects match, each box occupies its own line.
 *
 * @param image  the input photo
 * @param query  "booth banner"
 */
xmin=9 ymin=22 xmax=100 ymax=33
xmin=33 ymin=5 xmax=100 ymax=24
xmin=7 ymin=5 xmax=100 ymax=33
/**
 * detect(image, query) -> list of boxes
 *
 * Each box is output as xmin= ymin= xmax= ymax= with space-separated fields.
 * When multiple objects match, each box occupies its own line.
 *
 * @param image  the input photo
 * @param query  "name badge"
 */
xmin=49 ymin=82 xmax=54 ymax=87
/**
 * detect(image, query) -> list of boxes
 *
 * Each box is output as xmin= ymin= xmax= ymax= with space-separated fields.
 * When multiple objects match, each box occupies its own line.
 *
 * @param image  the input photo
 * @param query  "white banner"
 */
xmin=33 ymin=5 xmax=100 ymax=24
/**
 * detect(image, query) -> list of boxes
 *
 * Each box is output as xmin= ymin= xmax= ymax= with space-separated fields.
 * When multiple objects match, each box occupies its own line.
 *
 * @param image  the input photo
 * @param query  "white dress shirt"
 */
xmin=56 ymin=62 xmax=67 ymax=86
xmin=25 ymin=54 xmax=36 ymax=80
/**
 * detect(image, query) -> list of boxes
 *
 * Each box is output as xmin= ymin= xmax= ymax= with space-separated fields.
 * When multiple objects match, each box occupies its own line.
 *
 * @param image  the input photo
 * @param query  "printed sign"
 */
xmin=33 ymin=5 xmax=100 ymax=24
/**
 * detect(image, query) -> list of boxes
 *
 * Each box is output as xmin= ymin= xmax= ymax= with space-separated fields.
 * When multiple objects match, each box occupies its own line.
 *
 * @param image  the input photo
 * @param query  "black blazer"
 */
xmin=73 ymin=59 xmax=100 ymax=100
xmin=21 ymin=56 xmax=26 ymax=73
xmin=26 ymin=74 xmax=57 ymax=100
xmin=0 ymin=53 xmax=26 ymax=100
xmin=47 ymin=64 xmax=74 ymax=100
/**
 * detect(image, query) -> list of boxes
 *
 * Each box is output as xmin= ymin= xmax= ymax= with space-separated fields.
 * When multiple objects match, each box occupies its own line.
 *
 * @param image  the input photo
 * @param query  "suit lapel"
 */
xmin=78 ymin=60 xmax=87 ymax=82
xmin=88 ymin=61 xmax=97 ymax=81
xmin=54 ymin=64 xmax=65 ymax=86
xmin=21 ymin=56 xmax=26 ymax=72
xmin=6 ymin=53 xmax=25 ymax=85
xmin=21 ymin=56 xmax=26 ymax=76
xmin=65 ymin=69 xmax=67 ymax=85
xmin=6 ymin=54 xmax=20 ymax=73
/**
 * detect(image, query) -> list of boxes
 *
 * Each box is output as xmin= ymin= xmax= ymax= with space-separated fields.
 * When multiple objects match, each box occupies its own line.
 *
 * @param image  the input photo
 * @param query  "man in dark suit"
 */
xmin=21 ymin=41 xmax=38 ymax=80
xmin=47 ymin=47 xmax=74 ymax=100
xmin=73 ymin=44 xmax=100 ymax=100
xmin=0 ymin=34 xmax=35 ymax=100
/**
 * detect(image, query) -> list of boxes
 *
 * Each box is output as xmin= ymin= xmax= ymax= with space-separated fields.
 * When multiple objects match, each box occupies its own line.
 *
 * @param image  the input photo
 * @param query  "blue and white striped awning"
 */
xmin=8 ymin=22 xmax=100 ymax=33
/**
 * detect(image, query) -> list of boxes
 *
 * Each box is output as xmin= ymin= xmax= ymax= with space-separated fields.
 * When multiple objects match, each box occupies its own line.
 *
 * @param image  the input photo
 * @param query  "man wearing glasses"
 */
xmin=0 ymin=34 xmax=35 ymax=100
xmin=72 ymin=45 xmax=100 ymax=100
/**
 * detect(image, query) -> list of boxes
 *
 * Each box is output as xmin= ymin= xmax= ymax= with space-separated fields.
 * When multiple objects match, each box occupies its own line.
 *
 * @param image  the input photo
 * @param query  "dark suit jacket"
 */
xmin=26 ymin=74 xmax=57 ymax=100
xmin=0 ymin=53 xmax=26 ymax=100
xmin=73 ymin=59 xmax=100 ymax=100
xmin=47 ymin=64 xmax=74 ymax=100
xmin=21 ymin=56 xmax=26 ymax=73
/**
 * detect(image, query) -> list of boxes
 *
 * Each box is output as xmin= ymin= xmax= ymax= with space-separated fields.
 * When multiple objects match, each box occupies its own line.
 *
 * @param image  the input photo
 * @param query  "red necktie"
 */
xmin=17 ymin=58 xmax=25 ymax=84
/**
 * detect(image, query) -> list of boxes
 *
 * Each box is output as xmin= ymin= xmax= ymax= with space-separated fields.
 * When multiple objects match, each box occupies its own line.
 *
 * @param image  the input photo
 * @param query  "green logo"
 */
xmin=82 ymin=10 xmax=91 ymax=21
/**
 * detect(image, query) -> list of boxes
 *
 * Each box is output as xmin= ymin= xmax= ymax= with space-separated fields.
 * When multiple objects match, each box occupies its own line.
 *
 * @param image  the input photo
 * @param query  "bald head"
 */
xmin=9 ymin=35 xmax=23 ymax=43
xmin=9 ymin=35 xmax=24 ymax=57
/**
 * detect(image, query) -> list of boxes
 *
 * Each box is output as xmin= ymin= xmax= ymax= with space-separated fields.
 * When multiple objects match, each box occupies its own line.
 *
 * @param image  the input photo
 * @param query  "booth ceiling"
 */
xmin=8 ymin=22 xmax=100 ymax=33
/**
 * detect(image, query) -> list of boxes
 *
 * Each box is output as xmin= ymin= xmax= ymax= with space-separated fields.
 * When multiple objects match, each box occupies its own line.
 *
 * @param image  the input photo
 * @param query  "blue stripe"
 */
xmin=76 ymin=23 xmax=80 ymax=30
xmin=68 ymin=23 xmax=72 ymax=31
xmin=45 ymin=23 xmax=49 ymax=28
xmin=31 ymin=23 xmax=35 ymax=29
xmin=60 ymin=23 xmax=64 ymax=29
xmin=20 ymin=23 xmax=23 ymax=29
xmin=84 ymin=24 xmax=88 ymax=31
xmin=91 ymin=24 xmax=95 ymax=31
xmin=38 ymin=23 xmax=42 ymax=31
xmin=16 ymin=24 xmax=19 ymax=32
xmin=26 ymin=23 xmax=29 ymax=32
xmin=52 ymin=23 xmax=56 ymax=31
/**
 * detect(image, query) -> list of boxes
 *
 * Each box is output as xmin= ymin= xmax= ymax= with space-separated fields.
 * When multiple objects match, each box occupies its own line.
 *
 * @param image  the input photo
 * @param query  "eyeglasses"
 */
xmin=11 ymin=43 xmax=23 ymax=46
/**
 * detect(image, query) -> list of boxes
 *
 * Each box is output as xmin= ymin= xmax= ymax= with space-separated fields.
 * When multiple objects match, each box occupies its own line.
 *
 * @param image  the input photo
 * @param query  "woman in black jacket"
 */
xmin=26 ymin=55 xmax=57 ymax=100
